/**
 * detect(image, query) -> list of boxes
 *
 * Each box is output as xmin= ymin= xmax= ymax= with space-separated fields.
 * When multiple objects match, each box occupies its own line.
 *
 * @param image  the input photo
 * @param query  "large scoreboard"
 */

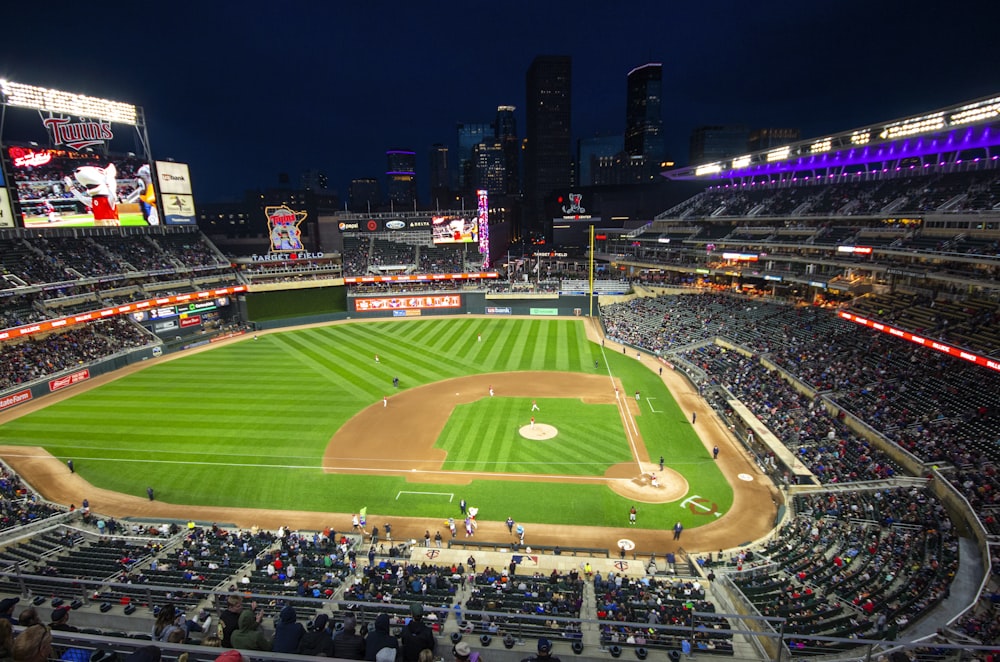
xmin=0 ymin=80 xmax=195 ymax=228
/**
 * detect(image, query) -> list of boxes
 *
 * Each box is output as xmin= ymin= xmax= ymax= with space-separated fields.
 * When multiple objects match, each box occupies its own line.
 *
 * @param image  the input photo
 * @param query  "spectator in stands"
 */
xmin=271 ymin=605 xmax=305 ymax=654
xmin=0 ymin=619 xmax=12 ymax=661
xmin=15 ymin=608 xmax=39 ymax=627
xmin=125 ymin=645 xmax=161 ymax=662
xmin=400 ymin=603 xmax=436 ymax=662
xmin=521 ymin=637 xmax=560 ymax=662
xmin=50 ymin=606 xmax=79 ymax=633
xmin=152 ymin=605 xmax=182 ymax=642
xmin=365 ymin=613 xmax=399 ymax=661
xmin=0 ymin=598 xmax=18 ymax=625
xmin=230 ymin=608 xmax=271 ymax=651
xmin=453 ymin=641 xmax=479 ymax=662
xmin=219 ymin=595 xmax=246 ymax=647
xmin=332 ymin=614 xmax=365 ymax=659
xmin=12 ymin=624 xmax=52 ymax=662
xmin=299 ymin=613 xmax=335 ymax=657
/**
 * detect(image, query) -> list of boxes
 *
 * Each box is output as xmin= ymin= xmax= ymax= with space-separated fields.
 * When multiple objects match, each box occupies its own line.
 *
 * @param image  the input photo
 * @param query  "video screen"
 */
xmin=6 ymin=146 xmax=160 ymax=228
xmin=432 ymin=215 xmax=478 ymax=244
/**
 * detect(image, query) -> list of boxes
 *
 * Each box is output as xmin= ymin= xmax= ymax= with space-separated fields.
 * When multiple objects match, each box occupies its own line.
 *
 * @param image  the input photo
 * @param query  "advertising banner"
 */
xmin=0 ymin=188 xmax=13 ymax=228
xmin=49 ymin=369 xmax=90 ymax=392
xmin=354 ymin=295 xmax=461 ymax=312
xmin=0 ymin=285 xmax=246 ymax=341
xmin=0 ymin=389 xmax=32 ymax=411
xmin=155 ymin=161 xmax=196 ymax=224
xmin=343 ymin=272 xmax=497 ymax=284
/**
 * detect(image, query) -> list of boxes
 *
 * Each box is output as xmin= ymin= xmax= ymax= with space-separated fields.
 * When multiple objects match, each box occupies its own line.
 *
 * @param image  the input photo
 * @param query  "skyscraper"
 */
xmin=748 ymin=128 xmax=802 ymax=152
xmin=349 ymin=178 xmax=380 ymax=212
xmin=625 ymin=63 xmax=665 ymax=180
xmin=386 ymin=150 xmax=417 ymax=209
xmin=429 ymin=143 xmax=451 ymax=208
xmin=457 ymin=122 xmax=491 ymax=192
xmin=524 ymin=55 xmax=572 ymax=238
xmin=495 ymin=105 xmax=519 ymax=195
xmin=689 ymin=125 xmax=749 ymax=164
xmin=473 ymin=140 xmax=505 ymax=194
xmin=577 ymin=133 xmax=624 ymax=187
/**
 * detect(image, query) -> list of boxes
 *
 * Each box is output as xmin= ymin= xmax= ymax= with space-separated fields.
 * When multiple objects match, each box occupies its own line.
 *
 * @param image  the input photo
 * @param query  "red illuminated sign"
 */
xmin=12 ymin=149 xmax=53 ymax=168
xmin=343 ymin=272 xmax=498 ymax=284
xmin=179 ymin=315 xmax=202 ymax=328
xmin=0 ymin=389 xmax=32 ymax=411
xmin=354 ymin=295 xmax=461 ymax=312
xmin=838 ymin=311 xmax=1000 ymax=373
xmin=49 ymin=369 xmax=90 ymax=392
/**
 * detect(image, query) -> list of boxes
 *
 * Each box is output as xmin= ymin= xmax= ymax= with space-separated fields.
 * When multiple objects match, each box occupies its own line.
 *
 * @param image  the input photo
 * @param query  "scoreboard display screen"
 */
xmin=6 ymin=147 xmax=159 ymax=228
xmin=431 ymin=215 xmax=478 ymax=244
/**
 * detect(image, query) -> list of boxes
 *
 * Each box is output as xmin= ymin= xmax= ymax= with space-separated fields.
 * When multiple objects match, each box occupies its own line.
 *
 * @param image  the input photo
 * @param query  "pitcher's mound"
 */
xmin=519 ymin=424 xmax=558 ymax=440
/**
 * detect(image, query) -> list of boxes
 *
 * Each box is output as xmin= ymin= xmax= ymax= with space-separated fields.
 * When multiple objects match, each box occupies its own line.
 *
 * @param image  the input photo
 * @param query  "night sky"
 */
xmin=2 ymin=1 xmax=997 ymax=202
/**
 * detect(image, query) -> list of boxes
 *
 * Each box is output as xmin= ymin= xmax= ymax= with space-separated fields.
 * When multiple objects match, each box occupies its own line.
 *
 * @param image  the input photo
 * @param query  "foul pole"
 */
xmin=588 ymin=224 xmax=595 ymax=317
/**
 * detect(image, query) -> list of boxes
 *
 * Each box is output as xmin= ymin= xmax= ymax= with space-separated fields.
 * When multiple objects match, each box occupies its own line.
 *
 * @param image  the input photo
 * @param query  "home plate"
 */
xmin=519 ymin=424 xmax=558 ymax=440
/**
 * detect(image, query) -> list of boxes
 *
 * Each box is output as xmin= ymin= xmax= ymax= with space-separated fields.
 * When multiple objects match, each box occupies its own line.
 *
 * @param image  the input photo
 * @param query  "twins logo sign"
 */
xmin=561 ymin=193 xmax=585 ymax=215
xmin=266 ymin=206 xmax=307 ymax=252
xmin=43 ymin=116 xmax=114 ymax=151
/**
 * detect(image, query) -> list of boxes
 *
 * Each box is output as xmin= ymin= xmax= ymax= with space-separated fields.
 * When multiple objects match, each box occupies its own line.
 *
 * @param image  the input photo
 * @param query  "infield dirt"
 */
xmin=0 ymin=316 xmax=782 ymax=554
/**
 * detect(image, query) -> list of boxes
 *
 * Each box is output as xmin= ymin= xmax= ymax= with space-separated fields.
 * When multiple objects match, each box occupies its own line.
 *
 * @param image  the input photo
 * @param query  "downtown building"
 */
xmin=524 ymin=55 xmax=572 ymax=241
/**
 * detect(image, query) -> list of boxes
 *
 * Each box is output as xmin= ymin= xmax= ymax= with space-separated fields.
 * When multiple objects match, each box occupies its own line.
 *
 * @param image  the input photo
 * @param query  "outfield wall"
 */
xmin=244 ymin=285 xmax=348 ymax=321
xmin=345 ymin=292 xmax=594 ymax=319
xmin=247 ymin=290 xmax=596 ymax=327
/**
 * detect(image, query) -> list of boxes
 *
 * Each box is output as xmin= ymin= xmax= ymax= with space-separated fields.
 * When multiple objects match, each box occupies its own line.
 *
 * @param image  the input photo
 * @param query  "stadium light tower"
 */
xmin=0 ymin=80 xmax=138 ymax=125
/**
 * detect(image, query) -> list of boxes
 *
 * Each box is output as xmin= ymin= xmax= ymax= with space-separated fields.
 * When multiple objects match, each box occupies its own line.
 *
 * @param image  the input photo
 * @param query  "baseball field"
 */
xmin=0 ymin=316 xmax=777 ymax=549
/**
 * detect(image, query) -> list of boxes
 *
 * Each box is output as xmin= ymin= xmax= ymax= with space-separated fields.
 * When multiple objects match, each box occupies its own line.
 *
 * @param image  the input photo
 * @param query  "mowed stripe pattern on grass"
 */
xmin=0 ymin=318 xmax=603 ymax=504
xmin=438 ymin=397 xmax=631 ymax=475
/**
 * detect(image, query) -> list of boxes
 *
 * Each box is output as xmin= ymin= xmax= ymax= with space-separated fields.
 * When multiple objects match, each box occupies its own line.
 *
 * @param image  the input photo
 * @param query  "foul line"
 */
xmin=601 ymin=346 xmax=642 ymax=469
xmin=0 ymin=450 xmax=656 ymax=481
xmin=396 ymin=491 xmax=454 ymax=501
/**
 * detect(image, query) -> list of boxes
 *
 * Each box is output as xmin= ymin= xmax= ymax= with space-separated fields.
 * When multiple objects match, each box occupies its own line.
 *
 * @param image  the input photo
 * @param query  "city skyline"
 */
xmin=1 ymin=0 xmax=997 ymax=202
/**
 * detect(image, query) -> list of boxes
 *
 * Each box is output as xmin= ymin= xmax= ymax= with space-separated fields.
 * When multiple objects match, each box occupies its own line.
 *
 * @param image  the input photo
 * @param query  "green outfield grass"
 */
xmin=0 ymin=317 xmax=732 ymax=529
xmin=438 ymin=397 xmax=632 ymax=475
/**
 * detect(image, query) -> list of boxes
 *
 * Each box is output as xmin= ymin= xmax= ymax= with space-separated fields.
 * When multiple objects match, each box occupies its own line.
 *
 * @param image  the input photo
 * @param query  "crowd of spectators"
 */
xmin=594 ymin=570 xmax=731 ymax=653
xmin=664 ymin=169 xmax=1000 ymax=221
xmin=730 ymin=486 xmax=957 ymax=649
xmin=0 ymin=468 xmax=63 ymax=533
xmin=0 ymin=232 xmax=229 ymax=292
xmin=685 ymin=344 xmax=902 ymax=485
xmin=0 ymin=318 xmax=151 ymax=390
xmin=601 ymin=290 xmax=1000 ymax=647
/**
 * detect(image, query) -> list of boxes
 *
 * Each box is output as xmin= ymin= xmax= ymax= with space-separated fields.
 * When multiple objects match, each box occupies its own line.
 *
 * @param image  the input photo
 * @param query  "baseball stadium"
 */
xmin=0 ymin=82 xmax=998 ymax=661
